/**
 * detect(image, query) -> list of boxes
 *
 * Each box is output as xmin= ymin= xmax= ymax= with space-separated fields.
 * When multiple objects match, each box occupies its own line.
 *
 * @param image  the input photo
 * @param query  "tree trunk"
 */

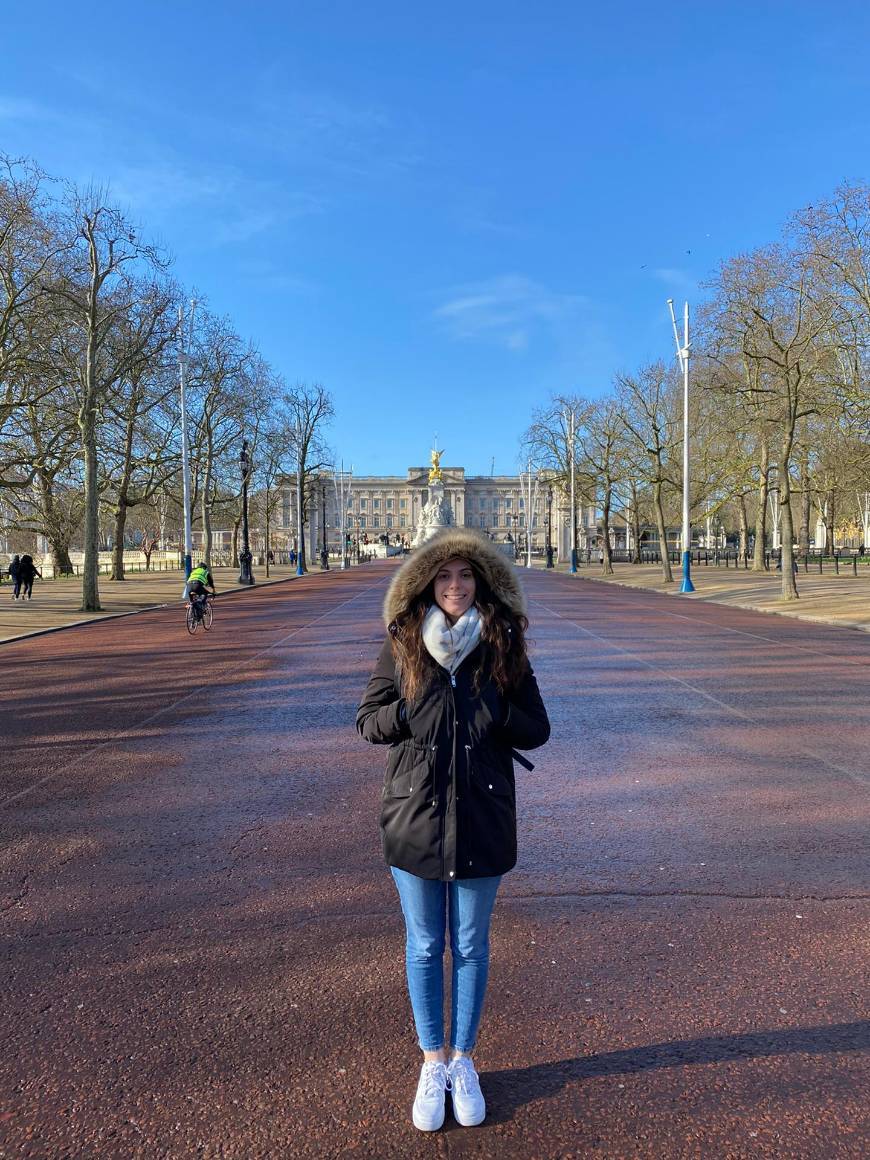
xmin=37 ymin=471 xmax=74 ymax=573
xmin=232 ymin=515 xmax=241 ymax=568
xmin=798 ymin=448 xmax=811 ymax=557
xmin=824 ymin=491 xmax=835 ymax=558
xmin=779 ymin=450 xmax=798 ymax=600
xmin=753 ymin=434 xmax=769 ymax=571
xmin=80 ymin=416 xmax=102 ymax=611
xmin=111 ymin=496 xmax=129 ymax=581
xmin=601 ymin=487 xmax=613 ymax=575
xmin=201 ymin=486 xmax=212 ymax=565
xmin=265 ymin=492 xmax=271 ymax=578
xmin=653 ymin=481 xmax=673 ymax=582
xmin=631 ymin=482 xmax=641 ymax=564
xmin=738 ymin=495 xmax=749 ymax=558
xmin=110 ymin=400 xmax=138 ymax=581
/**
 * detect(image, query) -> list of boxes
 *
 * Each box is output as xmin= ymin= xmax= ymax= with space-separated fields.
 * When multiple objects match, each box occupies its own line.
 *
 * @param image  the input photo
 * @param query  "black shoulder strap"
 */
xmin=511 ymin=749 xmax=535 ymax=772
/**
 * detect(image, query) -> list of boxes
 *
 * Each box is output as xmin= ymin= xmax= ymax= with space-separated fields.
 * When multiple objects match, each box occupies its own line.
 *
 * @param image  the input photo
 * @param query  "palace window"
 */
xmin=387 ymin=515 xmax=393 ymax=528
xmin=359 ymin=516 xmax=366 ymax=529
xmin=373 ymin=515 xmax=380 ymax=528
xmin=359 ymin=498 xmax=367 ymax=510
xmin=373 ymin=498 xmax=380 ymax=509
xmin=505 ymin=498 xmax=512 ymax=509
xmin=400 ymin=514 xmax=406 ymax=527
xmin=386 ymin=498 xmax=393 ymax=510
xmin=400 ymin=498 xmax=407 ymax=510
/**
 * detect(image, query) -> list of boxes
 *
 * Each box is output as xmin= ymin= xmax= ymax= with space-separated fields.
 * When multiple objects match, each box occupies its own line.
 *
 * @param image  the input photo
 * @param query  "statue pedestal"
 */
xmin=413 ymin=480 xmax=454 ymax=546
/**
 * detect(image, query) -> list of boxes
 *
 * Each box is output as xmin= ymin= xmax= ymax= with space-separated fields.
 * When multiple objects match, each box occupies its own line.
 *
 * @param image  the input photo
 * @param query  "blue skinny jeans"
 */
xmin=391 ymin=867 xmax=501 ymax=1053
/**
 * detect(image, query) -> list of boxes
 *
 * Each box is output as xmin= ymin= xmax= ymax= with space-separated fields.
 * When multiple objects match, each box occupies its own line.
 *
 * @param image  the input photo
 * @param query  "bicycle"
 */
xmin=186 ymin=593 xmax=214 ymax=635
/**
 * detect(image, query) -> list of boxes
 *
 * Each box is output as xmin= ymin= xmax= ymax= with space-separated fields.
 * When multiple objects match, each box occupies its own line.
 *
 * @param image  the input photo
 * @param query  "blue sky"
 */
xmin=3 ymin=1 xmax=868 ymax=474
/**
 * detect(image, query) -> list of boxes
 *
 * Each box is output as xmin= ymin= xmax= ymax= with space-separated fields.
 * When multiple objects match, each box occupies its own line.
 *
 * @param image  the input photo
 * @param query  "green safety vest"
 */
xmin=189 ymin=567 xmax=210 ymax=585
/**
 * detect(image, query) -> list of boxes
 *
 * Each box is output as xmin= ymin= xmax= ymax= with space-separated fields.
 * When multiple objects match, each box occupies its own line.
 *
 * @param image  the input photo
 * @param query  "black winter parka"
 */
xmin=356 ymin=636 xmax=550 ymax=881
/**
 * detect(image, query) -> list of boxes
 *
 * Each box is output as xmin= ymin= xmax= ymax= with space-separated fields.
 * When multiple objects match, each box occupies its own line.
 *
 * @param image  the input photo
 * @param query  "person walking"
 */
xmin=356 ymin=529 xmax=550 ymax=1132
xmin=18 ymin=555 xmax=40 ymax=600
xmin=7 ymin=555 xmax=21 ymax=599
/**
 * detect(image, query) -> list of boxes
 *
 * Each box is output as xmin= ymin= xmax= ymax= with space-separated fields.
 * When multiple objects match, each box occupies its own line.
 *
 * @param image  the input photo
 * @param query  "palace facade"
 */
xmin=280 ymin=465 xmax=599 ymax=559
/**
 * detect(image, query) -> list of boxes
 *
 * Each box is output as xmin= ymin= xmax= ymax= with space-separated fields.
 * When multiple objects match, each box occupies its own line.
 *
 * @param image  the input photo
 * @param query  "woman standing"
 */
xmin=18 ymin=555 xmax=41 ymax=600
xmin=356 ymin=529 xmax=550 ymax=1132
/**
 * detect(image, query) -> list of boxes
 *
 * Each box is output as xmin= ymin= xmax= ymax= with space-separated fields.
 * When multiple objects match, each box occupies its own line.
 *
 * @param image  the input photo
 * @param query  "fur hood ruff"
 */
xmin=383 ymin=528 xmax=526 ymax=627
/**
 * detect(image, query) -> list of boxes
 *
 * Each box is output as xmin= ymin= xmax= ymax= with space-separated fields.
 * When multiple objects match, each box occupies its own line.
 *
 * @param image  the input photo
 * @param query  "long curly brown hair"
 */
xmin=389 ymin=561 xmax=530 ymax=702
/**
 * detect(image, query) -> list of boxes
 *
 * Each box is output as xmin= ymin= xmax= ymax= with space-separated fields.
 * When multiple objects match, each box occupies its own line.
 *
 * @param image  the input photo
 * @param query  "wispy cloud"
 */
xmin=110 ymin=161 xmax=228 ymax=213
xmin=434 ymin=274 xmax=588 ymax=350
xmin=649 ymin=267 xmax=697 ymax=293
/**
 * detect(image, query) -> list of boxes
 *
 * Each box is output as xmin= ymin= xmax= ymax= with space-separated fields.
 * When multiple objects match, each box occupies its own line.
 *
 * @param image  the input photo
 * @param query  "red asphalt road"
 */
xmin=1 ymin=562 xmax=868 ymax=1159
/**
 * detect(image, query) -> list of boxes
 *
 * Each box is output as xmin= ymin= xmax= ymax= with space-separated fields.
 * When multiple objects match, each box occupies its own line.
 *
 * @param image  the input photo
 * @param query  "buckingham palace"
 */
xmin=278 ymin=464 xmax=598 ymax=560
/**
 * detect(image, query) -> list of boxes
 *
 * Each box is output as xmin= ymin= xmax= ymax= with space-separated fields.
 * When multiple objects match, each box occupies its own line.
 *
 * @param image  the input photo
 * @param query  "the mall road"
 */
xmin=1 ymin=562 xmax=868 ymax=1159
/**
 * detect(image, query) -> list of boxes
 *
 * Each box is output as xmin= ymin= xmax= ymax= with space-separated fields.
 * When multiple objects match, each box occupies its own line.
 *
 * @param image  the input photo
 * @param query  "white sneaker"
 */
xmin=448 ymin=1055 xmax=486 ymax=1126
xmin=412 ymin=1061 xmax=450 ymax=1131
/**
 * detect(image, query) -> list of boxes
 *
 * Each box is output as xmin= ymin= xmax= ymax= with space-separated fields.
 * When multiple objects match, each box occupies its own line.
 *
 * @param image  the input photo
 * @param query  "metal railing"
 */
xmin=585 ymin=548 xmax=869 ymax=575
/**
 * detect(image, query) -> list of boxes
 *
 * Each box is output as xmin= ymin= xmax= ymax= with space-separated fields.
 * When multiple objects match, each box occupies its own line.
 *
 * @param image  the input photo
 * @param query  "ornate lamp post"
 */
xmin=546 ymin=484 xmax=555 ymax=568
xmin=238 ymin=439 xmax=255 ymax=585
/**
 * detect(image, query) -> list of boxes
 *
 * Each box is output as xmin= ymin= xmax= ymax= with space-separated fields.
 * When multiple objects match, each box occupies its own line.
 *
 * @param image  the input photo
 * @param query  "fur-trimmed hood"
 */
xmin=383 ymin=528 xmax=526 ymax=627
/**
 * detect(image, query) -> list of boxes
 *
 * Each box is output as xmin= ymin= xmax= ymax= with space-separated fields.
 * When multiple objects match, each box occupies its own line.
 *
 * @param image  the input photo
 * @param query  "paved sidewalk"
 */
xmin=0 ymin=565 xmax=311 ymax=644
xmin=536 ymin=559 xmax=870 ymax=634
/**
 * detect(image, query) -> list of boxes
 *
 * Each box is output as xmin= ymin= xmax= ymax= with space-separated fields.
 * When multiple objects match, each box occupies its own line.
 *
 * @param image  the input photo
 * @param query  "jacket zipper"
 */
xmin=443 ymin=669 xmax=457 ymax=881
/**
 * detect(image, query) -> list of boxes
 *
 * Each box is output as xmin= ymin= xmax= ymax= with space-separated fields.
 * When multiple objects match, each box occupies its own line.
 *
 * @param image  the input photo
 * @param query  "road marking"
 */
xmin=531 ymin=596 xmax=870 ymax=789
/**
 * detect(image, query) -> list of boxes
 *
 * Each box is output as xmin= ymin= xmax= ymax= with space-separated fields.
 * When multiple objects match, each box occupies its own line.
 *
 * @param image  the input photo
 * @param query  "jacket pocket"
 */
xmin=476 ymin=767 xmax=513 ymax=797
xmin=465 ymin=745 xmax=515 ymax=798
xmin=384 ymin=741 xmax=436 ymax=799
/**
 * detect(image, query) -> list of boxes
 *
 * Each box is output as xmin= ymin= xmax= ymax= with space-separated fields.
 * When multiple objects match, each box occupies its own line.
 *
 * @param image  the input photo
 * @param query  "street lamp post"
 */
xmin=238 ymin=439 xmax=255 ymax=585
xmin=546 ymin=484 xmax=555 ymax=568
xmin=295 ymin=418 xmax=304 ymax=577
xmin=668 ymin=298 xmax=695 ymax=593
xmin=566 ymin=406 xmax=578 ymax=573
xmin=320 ymin=483 xmax=329 ymax=569
xmin=177 ymin=301 xmax=196 ymax=578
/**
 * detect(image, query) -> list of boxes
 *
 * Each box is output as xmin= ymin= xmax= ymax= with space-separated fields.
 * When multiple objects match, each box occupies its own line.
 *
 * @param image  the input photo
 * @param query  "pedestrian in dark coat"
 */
xmin=18 ymin=555 xmax=41 ymax=600
xmin=7 ymin=555 xmax=22 ymax=599
xmin=357 ymin=528 xmax=550 ymax=1132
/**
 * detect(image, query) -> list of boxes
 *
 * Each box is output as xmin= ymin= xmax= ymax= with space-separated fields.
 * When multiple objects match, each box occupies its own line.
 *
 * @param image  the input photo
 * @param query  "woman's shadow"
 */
xmin=458 ymin=1020 xmax=869 ymax=1126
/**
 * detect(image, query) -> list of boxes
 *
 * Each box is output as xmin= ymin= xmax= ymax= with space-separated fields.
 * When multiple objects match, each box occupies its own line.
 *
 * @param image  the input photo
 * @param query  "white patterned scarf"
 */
xmin=422 ymin=604 xmax=482 ymax=676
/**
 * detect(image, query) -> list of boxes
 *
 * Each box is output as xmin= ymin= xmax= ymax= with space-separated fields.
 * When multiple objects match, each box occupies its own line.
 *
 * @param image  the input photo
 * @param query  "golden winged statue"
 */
xmin=429 ymin=445 xmax=444 ymax=484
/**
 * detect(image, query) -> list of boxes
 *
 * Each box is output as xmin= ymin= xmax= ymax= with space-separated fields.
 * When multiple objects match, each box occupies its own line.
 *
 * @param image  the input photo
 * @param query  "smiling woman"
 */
xmin=356 ymin=527 xmax=550 ymax=1132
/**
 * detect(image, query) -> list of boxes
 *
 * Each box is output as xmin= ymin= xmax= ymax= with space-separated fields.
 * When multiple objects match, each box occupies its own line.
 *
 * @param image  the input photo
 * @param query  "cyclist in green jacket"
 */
xmin=187 ymin=563 xmax=216 ymax=617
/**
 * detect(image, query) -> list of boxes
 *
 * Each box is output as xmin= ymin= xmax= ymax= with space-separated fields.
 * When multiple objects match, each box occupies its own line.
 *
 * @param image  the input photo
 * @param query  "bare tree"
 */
xmin=705 ymin=246 xmax=836 ymax=598
xmin=283 ymin=381 xmax=334 ymax=571
xmin=615 ymin=363 xmax=681 ymax=582
xmin=101 ymin=278 xmax=179 ymax=579
xmin=578 ymin=398 xmax=627 ymax=575
xmin=0 ymin=155 xmax=67 ymax=490
xmin=43 ymin=188 xmax=168 ymax=609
